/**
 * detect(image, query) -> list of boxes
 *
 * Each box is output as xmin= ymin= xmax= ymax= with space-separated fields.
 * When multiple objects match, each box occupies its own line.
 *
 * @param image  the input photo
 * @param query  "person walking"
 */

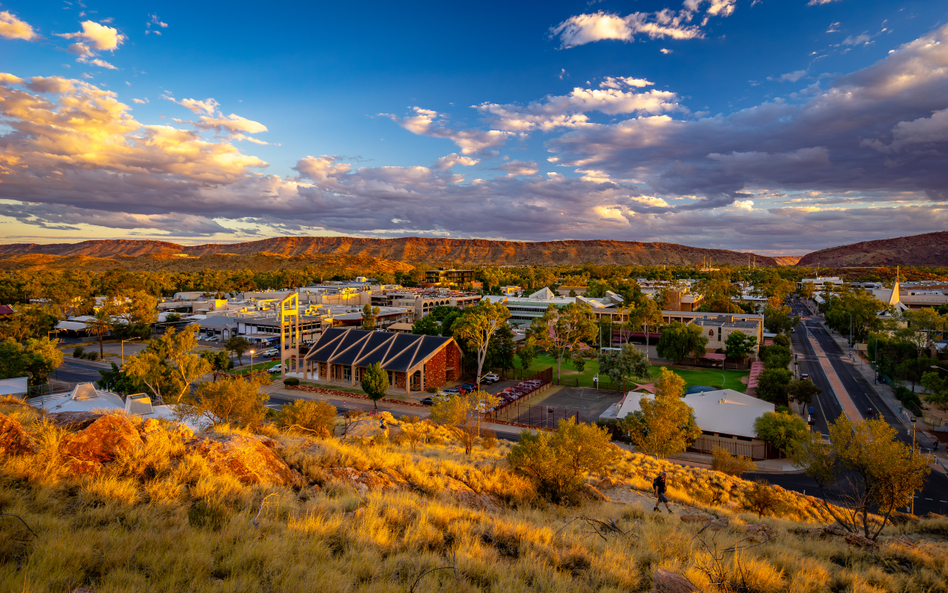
xmin=653 ymin=471 xmax=672 ymax=513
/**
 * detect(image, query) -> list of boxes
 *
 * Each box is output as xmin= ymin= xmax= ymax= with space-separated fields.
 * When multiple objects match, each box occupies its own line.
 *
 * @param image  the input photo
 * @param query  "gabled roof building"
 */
xmin=301 ymin=327 xmax=462 ymax=394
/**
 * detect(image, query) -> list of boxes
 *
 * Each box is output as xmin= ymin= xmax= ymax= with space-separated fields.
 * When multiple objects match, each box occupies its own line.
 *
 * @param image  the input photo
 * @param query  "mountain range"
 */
xmin=0 ymin=232 xmax=945 ymax=269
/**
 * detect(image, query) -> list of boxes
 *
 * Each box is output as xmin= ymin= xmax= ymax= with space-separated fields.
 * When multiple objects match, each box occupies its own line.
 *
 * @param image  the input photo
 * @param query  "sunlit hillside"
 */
xmin=1 ymin=400 xmax=947 ymax=592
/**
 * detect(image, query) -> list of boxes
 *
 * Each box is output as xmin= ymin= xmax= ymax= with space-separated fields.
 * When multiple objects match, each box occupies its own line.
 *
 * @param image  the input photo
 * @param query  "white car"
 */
xmin=268 ymin=364 xmax=283 ymax=374
xmin=480 ymin=373 xmax=500 ymax=384
xmin=260 ymin=348 xmax=279 ymax=357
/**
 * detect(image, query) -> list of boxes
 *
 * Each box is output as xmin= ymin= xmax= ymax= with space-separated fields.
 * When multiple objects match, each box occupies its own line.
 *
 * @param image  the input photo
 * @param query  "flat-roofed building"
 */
xmin=425 ymin=269 xmax=475 ymax=286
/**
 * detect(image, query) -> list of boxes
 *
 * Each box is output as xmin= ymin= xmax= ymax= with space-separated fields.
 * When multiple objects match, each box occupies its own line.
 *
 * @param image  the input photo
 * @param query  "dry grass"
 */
xmin=0 ymin=414 xmax=947 ymax=592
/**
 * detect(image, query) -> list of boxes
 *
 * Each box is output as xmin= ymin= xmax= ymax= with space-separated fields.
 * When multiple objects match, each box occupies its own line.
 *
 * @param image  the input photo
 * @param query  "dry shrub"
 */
xmin=711 ymin=446 xmax=757 ymax=477
xmin=277 ymin=399 xmax=337 ymax=437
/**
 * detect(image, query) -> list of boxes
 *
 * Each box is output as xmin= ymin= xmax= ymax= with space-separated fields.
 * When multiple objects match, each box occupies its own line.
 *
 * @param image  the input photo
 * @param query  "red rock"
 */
xmin=189 ymin=433 xmax=298 ymax=486
xmin=845 ymin=532 xmax=878 ymax=548
xmin=0 ymin=412 xmax=35 ymax=456
xmin=324 ymin=467 xmax=408 ymax=494
xmin=652 ymin=568 xmax=698 ymax=593
xmin=60 ymin=414 xmax=143 ymax=473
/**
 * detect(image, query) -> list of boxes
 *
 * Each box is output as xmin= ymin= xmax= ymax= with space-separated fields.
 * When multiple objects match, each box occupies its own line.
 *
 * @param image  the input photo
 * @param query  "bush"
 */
xmin=277 ymin=399 xmax=336 ymax=437
xmin=84 ymin=351 xmax=99 ymax=361
xmin=743 ymin=479 xmax=783 ymax=518
xmin=481 ymin=429 xmax=498 ymax=450
xmin=72 ymin=346 xmax=84 ymax=358
xmin=427 ymin=387 xmax=438 ymax=393
xmin=283 ymin=377 xmax=300 ymax=386
xmin=711 ymin=447 xmax=757 ymax=476
xmin=177 ymin=376 xmax=270 ymax=428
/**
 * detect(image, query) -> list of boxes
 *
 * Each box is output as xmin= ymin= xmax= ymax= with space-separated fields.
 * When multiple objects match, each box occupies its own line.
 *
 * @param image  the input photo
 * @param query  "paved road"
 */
xmin=746 ymin=468 xmax=948 ymax=516
xmin=52 ymin=358 xmax=110 ymax=384
xmin=789 ymin=304 xmax=843 ymax=436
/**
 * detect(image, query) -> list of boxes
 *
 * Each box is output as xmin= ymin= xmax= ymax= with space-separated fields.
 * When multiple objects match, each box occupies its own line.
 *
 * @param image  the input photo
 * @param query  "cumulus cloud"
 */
xmin=59 ymin=20 xmax=125 ymax=52
xmin=434 ymin=153 xmax=479 ymax=171
xmin=0 ymin=10 xmax=37 ymax=41
xmin=495 ymin=160 xmax=539 ymax=177
xmin=477 ymin=78 xmax=680 ymax=132
xmin=162 ymin=94 xmax=268 ymax=138
xmin=550 ymin=0 xmax=737 ymax=49
xmin=382 ymin=107 xmax=512 ymax=155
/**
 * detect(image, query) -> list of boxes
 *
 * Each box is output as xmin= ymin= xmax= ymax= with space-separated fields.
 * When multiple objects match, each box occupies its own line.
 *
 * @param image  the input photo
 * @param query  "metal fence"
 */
xmin=491 ymin=404 xmax=589 ymax=429
xmin=690 ymin=434 xmax=772 ymax=460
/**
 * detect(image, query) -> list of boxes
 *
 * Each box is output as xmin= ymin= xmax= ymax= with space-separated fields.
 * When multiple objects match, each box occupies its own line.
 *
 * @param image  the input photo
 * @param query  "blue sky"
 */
xmin=0 ymin=0 xmax=946 ymax=255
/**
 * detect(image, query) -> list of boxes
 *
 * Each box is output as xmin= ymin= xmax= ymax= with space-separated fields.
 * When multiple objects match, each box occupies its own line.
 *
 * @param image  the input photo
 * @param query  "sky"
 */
xmin=0 ymin=0 xmax=946 ymax=256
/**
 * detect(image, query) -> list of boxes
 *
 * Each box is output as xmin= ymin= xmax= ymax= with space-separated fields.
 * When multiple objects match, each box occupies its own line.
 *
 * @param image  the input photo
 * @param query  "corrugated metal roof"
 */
xmin=303 ymin=327 xmax=458 ymax=373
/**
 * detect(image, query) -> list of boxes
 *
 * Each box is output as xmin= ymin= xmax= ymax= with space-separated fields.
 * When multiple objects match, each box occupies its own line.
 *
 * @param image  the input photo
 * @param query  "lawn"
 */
xmin=516 ymin=353 xmax=748 ymax=393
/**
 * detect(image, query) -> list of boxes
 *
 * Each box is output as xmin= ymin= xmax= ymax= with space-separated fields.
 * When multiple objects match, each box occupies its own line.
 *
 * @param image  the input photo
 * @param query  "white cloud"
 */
xmin=383 ymin=107 xmax=512 ymax=155
xmin=197 ymin=113 xmax=268 ymax=135
xmin=660 ymin=48 xmax=674 ymax=54
xmin=132 ymin=98 xmax=148 ymax=104
xmin=769 ymin=70 xmax=807 ymax=83
xmin=842 ymin=33 xmax=871 ymax=46
xmin=179 ymin=98 xmax=219 ymax=115
xmin=0 ymin=11 xmax=37 ymax=41
xmin=435 ymin=153 xmax=479 ymax=171
xmin=807 ymin=0 xmax=841 ymax=5
xmin=496 ymin=160 xmax=539 ymax=177
xmin=550 ymin=0 xmax=738 ymax=49
xmin=86 ymin=58 xmax=117 ymax=70
xmin=149 ymin=14 xmax=168 ymax=28
xmin=826 ymin=21 xmax=840 ymax=33
xmin=59 ymin=20 xmax=125 ymax=52
xmin=600 ymin=76 xmax=654 ymax=89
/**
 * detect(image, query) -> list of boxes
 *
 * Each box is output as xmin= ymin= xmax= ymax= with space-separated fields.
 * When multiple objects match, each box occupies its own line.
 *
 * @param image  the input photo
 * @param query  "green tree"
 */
xmin=411 ymin=315 xmax=441 ymax=336
xmin=224 ymin=335 xmax=251 ymax=365
xmin=598 ymin=343 xmax=651 ymax=390
xmin=772 ymin=333 xmax=791 ymax=349
xmin=0 ymin=337 xmax=64 ymax=387
xmin=529 ymin=302 xmax=598 ymax=383
xmin=791 ymin=415 xmax=930 ymax=540
xmin=123 ymin=326 xmax=212 ymax=404
xmin=760 ymin=344 xmax=792 ymax=370
xmin=177 ymin=375 xmax=270 ymax=429
xmin=0 ymin=304 xmax=59 ymax=342
xmin=787 ymin=379 xmax=821 ymax=412
xmin=619 ymin=377 xmax=700 ymax=459
xmin=452 ymin=300 xmax=511 ymax=387
xmin=360 ymin=362 xmax=389 ymax=409
xmin=654 ymin=366 xmax=686 ymax=399
xmin=484 ymin=324 xmax=516 ymax=373
xmin=764 ymin=305 xmax=800 ymax=335
xmin=517 ymin=336 xmax=537 ymax=373
xmin=922 ymin=370 xmax=948 ymax=411
xmin=626 ymin=298 xmax=664 ymax=359
xmin=84 ymin=307 xmax=113 ymax=358
xmin=725 ymin=331 xmax=757 ymax=362
xmin=754 ymin=411 xmax=808 ymax=456
xmin=110 ymin=290 xmax=158 ymax=339
xmin=799 ymin=281 xmax=816 ymax=300
xmin=655 ymin=322 xmax=708 ymax=364
xmin=361 ymin=303 xmax=381 ymax=331
xmin=97 ymin=362 xmax=147 ymax=395
xmin=507 ymin=418 xmax=619 ymax=503
xmin=201 ymin=350 xmax=234 ymax=375
xmin=755 ymin=368 xmax=793 ymax=407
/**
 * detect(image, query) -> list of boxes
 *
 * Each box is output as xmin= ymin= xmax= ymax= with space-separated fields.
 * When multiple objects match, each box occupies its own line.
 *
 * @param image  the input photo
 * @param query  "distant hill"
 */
xmin=0 ymin=237 xmax=778 ymax=267
xmin=796 ymin=231 xmax=948 ymax=268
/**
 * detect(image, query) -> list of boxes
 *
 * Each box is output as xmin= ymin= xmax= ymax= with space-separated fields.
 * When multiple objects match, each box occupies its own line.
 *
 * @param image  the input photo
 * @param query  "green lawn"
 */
xmin=516 ymin=354 xmax=747 ymax=392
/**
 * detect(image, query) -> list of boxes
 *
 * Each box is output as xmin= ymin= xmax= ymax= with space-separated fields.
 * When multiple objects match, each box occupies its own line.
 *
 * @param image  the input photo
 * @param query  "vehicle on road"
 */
xmin=438 ymin=387 xmax=460 ymax=397
xmin=801 ymin=373 xmax=809 ymax=381
xmin=268 ymin=364 xmax=283 ymax=374
xmin=420 ymin=397 xmax=434 ymax=406
xmin=480 ymin=373 xmax=500 ymax=384
xmin=458 ymin=383 xmax=477 ymax=392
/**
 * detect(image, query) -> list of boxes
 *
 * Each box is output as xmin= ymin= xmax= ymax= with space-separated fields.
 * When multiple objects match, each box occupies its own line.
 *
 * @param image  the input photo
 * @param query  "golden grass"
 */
xmin=0 ymin=415 xmax=947 ymax=592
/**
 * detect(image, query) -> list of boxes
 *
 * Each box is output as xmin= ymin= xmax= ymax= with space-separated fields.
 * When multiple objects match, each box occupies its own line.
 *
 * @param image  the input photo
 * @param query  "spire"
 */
xmin=889 ymin=267 xmax=901 ymax=306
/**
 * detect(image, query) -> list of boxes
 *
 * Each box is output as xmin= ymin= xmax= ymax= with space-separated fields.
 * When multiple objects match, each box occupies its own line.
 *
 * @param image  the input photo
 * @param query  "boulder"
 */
xmin=652 ymin=568 xmax=698 ymax=593
xmin=60 ymin=414 xmax=144 ymax=473
xmin=0 ymin=413 xmax=35 ymax=456
xmin=324 ymin=467 xmax=408 ymax=494
xmin=889 ymin=511 xmax=920 ymax=525
xmin=432 ymin=473 xmax=499 ymax=512
xmin=189 ymin=433 xmax=298 ymax=486
xmin=47 ymin=411 xmax=103 ymax=430
xmin=745 ymin=523 xmax=773 ymax=541
xmin=822 ymin=523 xmax=849 ymax=537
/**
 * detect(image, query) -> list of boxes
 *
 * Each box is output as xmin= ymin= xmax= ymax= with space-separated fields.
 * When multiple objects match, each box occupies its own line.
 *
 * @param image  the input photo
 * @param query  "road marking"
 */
xmin=806 ymin=328 xmax=863 ymax=423
xmin=925 ymin=498 xmax=933 ymax=501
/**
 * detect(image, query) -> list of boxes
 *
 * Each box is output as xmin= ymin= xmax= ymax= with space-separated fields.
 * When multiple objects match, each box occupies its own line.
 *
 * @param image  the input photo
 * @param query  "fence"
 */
xmin=491 ymin=404 xmax=588 ymax=429
xmin=484 ymin=368 xmax=553 ymax=422
xmin=690 ymin=434 xmax=772 ymax=460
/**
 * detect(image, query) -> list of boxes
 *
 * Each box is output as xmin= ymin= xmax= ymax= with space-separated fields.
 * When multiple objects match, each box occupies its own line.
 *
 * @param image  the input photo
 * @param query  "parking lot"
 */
xmin=508 ymin=385 xmax=625 ymax=424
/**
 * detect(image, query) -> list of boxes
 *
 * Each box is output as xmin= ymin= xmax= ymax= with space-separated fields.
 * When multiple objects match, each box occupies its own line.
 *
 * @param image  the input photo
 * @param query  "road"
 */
xmin=52 ymin=358 xmax=110 ymax=384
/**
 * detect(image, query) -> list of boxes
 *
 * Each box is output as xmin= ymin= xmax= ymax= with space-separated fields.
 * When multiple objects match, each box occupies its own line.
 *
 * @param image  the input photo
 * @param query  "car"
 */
xmin=268 ymin=364 xmax=283 ymax=374
xmin=261 ymin=348 xmax=279 ymax=357
xmin=800 ymin=373 xmax=809 ymax=381
xmin=420 ymin=397 xmax=434 ymax=406
xmin=439 ymin=387 xmax=460 ymax=397
xmin=481 ymin=373 xmax=500 ymax=384
xmin=458 ymin=383 xmax=477 ymax=392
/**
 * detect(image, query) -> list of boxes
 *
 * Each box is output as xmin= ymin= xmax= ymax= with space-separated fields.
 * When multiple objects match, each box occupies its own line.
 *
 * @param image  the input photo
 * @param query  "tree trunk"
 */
xmin=99 ymin=333 xmax=104 ymax=358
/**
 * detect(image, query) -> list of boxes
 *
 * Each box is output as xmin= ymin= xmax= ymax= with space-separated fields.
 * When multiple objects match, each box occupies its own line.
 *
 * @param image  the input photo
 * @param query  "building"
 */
xmin=691 ymin=316 xmax=763 ymax=354
xmin=614 ymin=388 xmax=775 ymax=460
xmin=300 ymin=327 xmax=463 ymax=394
xmin=425 ymin=269 xmax=475 ymax=286
xmin=371 ymin=289 xmax=481 ymax=321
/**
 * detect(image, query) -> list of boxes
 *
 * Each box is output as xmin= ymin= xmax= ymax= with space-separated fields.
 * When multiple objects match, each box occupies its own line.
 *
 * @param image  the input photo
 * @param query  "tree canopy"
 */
xmin=655 ymin=322 xmax=708 ymax=364
xmin=529 ymin=302 xmax=597 ymax=382
xmin=452 ymin=300 xmax=511 ymax=386
xmin=360 ymin=362 xmax=389 ymax=409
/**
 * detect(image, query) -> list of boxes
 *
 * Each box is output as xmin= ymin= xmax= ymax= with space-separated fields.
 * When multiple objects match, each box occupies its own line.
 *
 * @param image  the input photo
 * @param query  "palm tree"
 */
xmin=84 ymin=308 xmax=112 ymax=358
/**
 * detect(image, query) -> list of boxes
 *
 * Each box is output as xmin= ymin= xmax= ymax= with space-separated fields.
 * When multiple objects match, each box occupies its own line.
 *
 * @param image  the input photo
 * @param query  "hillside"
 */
xmin=796 ymin=232 xmax=948 ymax=268
xmin=1 ymin=401 xmax=946 ymax=592
xmin=0 ymin=236 xmax=779 ymax=267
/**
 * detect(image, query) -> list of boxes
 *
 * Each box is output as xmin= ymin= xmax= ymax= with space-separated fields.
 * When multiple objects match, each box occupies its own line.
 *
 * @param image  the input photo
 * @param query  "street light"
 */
xmin=249 ymin=349 xmax=255 ymax=373
xmin=932 ymin=365 xmax=948 ymax=373
xmin=910 ymin=417 xmax=917 ymax=516
xmin=121 ymin=336 xmax=141 ymax=365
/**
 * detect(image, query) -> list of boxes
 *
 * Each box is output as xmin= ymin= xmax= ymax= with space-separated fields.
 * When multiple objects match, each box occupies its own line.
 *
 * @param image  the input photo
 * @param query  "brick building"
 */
xmin=301 ymin=327 xmax=462 ymax=394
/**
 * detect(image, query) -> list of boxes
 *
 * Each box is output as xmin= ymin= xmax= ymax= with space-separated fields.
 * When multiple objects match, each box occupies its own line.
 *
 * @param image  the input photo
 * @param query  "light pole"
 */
xmin=249 ymin=349 xmax=255 ymax=373
xmin=848 ymin=311 xmax=853 ymax=347
xmin=932 ymin=365 xmax=948 ymax=373
xmin=47 ymin=329 xmax=59 ymax=343
xmin=121 ymin=336 xmax=141 ymax=365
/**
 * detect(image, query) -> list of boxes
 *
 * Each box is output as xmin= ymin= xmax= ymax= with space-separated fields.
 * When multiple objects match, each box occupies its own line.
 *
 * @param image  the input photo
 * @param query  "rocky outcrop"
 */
xmin=47 ymin=411 xmax=104 ymax=430
xmin=652 ymin=568 xmax=698 ymax=593
xmin=140 ymin=418 xmax=193 ymax=449
xmin=59 ymin=414 xmax=143 ymax=473
xmin=432 ymin=473 xmax=500 ymax=512
xmin=0 ymin=413 xmax=35 ymax=456
xmin=189 ymin=433 xmax=299 ymax=486
xmin=324 ymin=467 xmax=409 ymax=494
xmin=796 ymin=231 xmax=948 ymax=267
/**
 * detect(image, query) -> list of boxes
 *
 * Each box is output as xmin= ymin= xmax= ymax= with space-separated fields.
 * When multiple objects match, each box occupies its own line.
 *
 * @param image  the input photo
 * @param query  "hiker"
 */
xmin=653 ymin=471 xmax=672 ymax=513
xmin=379 ymin=418 xmax=386 ymax=430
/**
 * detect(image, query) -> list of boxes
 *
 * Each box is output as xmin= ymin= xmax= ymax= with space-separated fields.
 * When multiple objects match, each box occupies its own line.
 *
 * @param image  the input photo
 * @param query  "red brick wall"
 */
xmin=394 ymin=371 xmax=406 ymax=389
xmin=446 ymin=342 xmax=462 ymax=382
xmin=424 ymin=347 xmax=448 ymax=389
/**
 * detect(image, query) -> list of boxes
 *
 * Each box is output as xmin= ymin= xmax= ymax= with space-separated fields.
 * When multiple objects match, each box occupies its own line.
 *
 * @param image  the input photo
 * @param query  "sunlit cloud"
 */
xmin=0 ymin=10 xmax=37 ymax=41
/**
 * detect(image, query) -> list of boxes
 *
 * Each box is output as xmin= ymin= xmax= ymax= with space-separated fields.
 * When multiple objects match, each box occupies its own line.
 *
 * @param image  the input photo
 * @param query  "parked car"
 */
xmin=800 ymin=373 xmax=809 ymax=381
xmin=260 ymin=348 xmax=279 ymax=357
xmin=458 ymin=383 xmax=477 ymax=392
xmin=438 ymin=387 xmax=460 ymax=397
xmin=420 ymin=397 xmax=434 ymax=406
xmin=268 ymin=364 xmax=283 ymax=374
xmin=481 ymin=373 xmax=500 ymax=384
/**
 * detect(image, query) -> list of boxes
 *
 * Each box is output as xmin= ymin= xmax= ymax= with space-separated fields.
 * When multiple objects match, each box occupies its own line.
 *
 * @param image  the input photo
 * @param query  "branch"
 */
xmin=1 ymin=513 xmax=38 ymax=539
xmin=252 ymin=493 xmax=279 ymax=528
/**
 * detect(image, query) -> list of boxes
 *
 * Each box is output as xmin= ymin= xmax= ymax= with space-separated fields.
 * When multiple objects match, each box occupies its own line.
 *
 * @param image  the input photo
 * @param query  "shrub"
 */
xmin=711 ymin=447 xmax=757 ymax=476
xmin=427 ymin=387 xmax=438 ymax=394
xmin=481 ymin=429 xmax=498 ymax=450
xmin=72 ymin=346 xmax=84 ymax=358
xmin=743 ymin=479 xmax=783 ymax=518
xmin=508 ymin=418 xmax=619 ymax=503
xmin=176 ymin=375 xmax=270 ymax=428
xmin=277 ymin=399 xmax=336 ymax=437
xmin=283 ymin=377 xmax=300 ymax=386
xmin=84 ymin=351 xmax=99 ymax=361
